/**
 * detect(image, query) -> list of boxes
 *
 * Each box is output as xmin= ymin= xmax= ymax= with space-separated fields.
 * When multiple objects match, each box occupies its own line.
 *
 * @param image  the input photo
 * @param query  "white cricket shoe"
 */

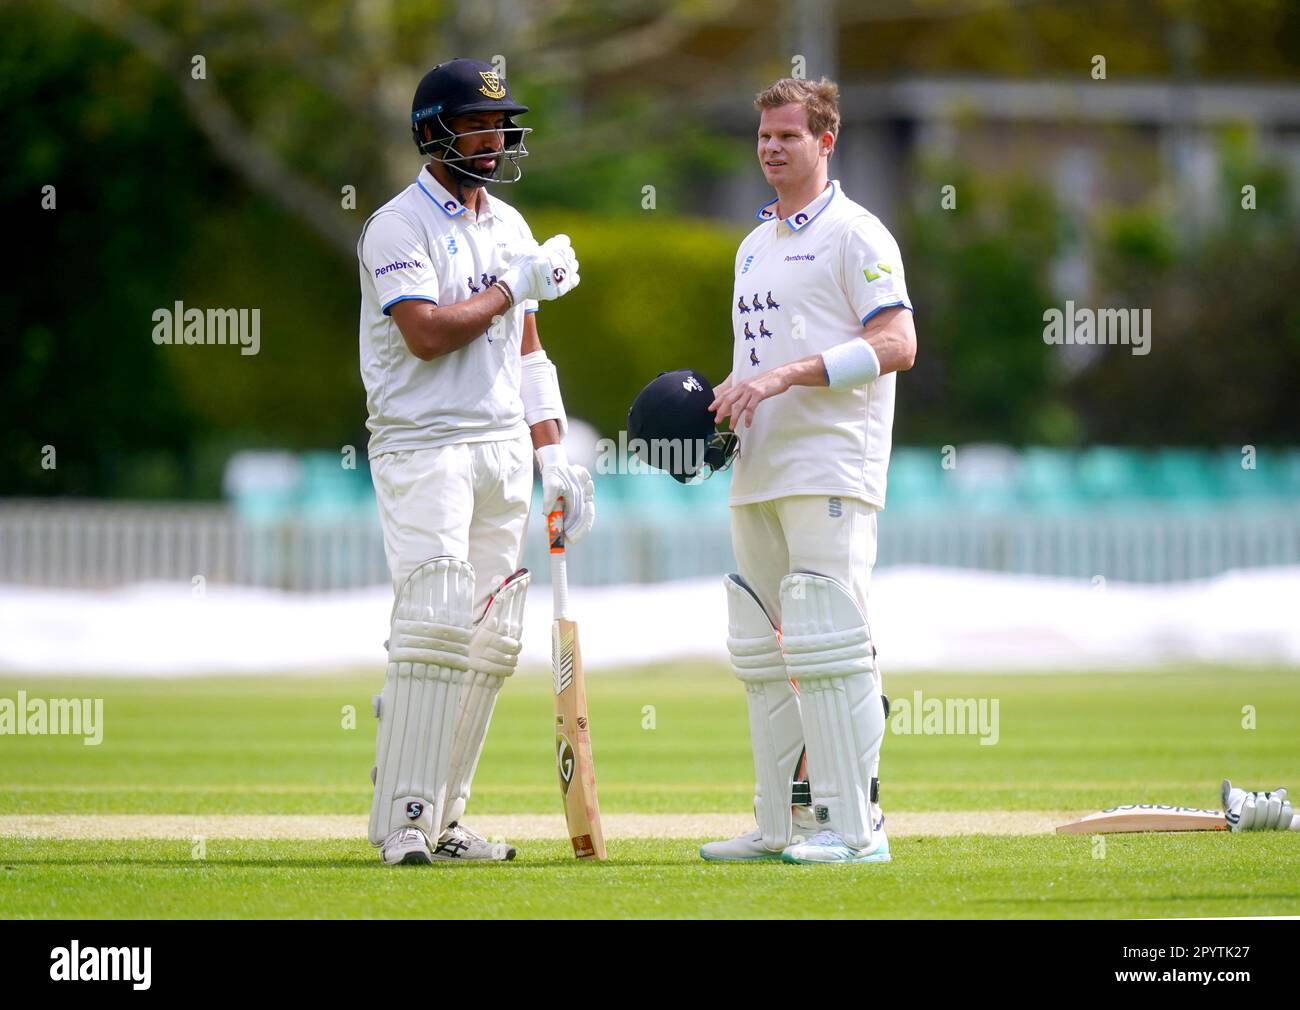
xmin=699 ymin=807 xmax=820 ymax=862
xmin=432 ymin=821 xmax=516 ymax=863
xmin=699 ymin=827 xmax=784 ymax=862
xmin=381 ymin=826 xmax=433 ymax=866
xmin=781 ymin=827 xmax=891 ymax=865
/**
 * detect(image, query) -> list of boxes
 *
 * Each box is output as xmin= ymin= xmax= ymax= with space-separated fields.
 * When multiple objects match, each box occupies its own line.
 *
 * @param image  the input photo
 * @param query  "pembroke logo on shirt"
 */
xmin=374 ymin=258 xmax=424 ymax=277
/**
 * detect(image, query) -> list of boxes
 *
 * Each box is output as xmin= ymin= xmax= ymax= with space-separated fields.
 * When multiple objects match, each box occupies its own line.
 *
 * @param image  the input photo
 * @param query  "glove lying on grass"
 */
xmin=1222 ymin=779 xmax=1294 ymax=832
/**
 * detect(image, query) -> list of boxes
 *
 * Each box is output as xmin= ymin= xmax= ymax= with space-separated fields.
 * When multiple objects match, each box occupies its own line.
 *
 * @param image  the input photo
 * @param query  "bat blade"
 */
xmin=1056 ymin=805 xmax=1228 ymax=834
xmin=553 ymin=617 xmax=606 ymax=860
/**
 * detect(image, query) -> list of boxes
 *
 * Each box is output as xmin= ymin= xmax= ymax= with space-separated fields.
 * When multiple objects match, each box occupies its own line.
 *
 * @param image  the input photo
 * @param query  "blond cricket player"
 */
xmin=703 ymin=77 xmax=918 ymax=864
xmin=357 ymin=58 xmax=594 ymax=865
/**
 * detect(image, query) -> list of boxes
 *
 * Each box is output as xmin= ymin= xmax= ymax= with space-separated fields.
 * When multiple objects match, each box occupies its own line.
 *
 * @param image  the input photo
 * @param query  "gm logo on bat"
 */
xmin=556 ymin=734 xmax=575 ymax=794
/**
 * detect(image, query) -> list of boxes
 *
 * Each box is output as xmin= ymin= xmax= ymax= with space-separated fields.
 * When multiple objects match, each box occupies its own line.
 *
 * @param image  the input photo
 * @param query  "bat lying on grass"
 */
xmin=1059 ymin=806 xmax=1236 ymax=834
xmin=1058 ymin=783 xmax=1300 ymax=834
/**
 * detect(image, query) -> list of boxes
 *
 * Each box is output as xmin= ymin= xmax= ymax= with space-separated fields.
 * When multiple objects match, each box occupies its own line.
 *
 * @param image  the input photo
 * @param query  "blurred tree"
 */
xmin=900 ymin=164 xmax=1073 ymax=446
xmin=49 ymin=0 xmax=757 ymax=244
xmin=54 ymin=0 xmax=390 ymax=256
xmin=2 ymin=2 xmax=206 ymax=497
xmin=1077 ymin=136 xmax=1300 ymax=443
xmin=3 ymin=0 xmax=751 ymax=500
xmin=5 ymin=0 xmax=1300 ymax=506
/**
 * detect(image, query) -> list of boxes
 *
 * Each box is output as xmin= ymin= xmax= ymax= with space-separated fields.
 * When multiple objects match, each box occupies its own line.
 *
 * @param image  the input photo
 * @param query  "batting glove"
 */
xmin=537 ymin=443 xmax=595 ymax=544
xmin=1222 ymin=779 xmax=1294 ymax=831
xmin=500 ymin=234 xmax=580 ymax=304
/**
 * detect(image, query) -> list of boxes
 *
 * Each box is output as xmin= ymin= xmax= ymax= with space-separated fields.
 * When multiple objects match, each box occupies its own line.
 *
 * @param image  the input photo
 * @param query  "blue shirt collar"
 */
xmin=415 ymin=166 xmax=495 ymax=222
xmin=754 ymin=180 xmax=838 ymax=232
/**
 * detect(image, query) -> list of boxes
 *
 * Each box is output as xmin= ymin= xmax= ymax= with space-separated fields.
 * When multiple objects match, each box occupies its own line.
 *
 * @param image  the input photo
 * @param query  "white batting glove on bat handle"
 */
xmin=537 ymin=443 xmax=595 ymax=544
xmin=1223 ymin=779 xmax=1294 ymax=831
xmin=500 ymin=234 xmax=580 ymax=304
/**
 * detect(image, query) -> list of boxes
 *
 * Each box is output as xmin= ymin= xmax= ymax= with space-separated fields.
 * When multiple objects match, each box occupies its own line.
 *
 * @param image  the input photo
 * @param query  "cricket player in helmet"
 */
xmin=357 ymin=58 xmax=594 ymax=865
xmin=701 ymin=77 xmax=918 ymax=864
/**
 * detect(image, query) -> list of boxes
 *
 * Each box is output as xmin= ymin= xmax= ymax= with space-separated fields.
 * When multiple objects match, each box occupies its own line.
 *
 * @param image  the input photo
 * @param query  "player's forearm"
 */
xmin=530 ymin=418 xmax=561 ymax=451
xmin=813 ymin=309 xmax=916 ymax=389
xmin=774 ymin=355 xmax=830 ymax=389
xmin=399 ymin=286 xmax=512 ymax=360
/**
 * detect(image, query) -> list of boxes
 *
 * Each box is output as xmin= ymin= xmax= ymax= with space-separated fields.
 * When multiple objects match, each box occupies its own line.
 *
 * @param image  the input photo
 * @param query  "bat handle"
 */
xmin=550 ymin=552 xmax=570 ymax=620
xmin=547 ymin=498 xmax=570 ymax=621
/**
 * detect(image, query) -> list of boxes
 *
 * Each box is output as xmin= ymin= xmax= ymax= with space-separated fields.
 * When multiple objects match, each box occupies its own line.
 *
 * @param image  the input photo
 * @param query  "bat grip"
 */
xmin=551 ymin=551 xmax=570 ymax=620
xmin=547 ymin=500 xmax=570 ymax=621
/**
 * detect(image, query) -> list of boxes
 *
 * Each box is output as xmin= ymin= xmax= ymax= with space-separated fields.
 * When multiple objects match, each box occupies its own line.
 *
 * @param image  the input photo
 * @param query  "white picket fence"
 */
xmin=0 ymin=499 xmax=1298 ymax=589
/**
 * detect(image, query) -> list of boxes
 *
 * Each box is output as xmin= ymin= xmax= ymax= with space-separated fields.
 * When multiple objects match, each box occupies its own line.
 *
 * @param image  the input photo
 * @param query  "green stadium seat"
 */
xmin=886 ymin=449 xmax=948 ymax=512
xmin=1279 ymin=449 xmax=1300 ymax=498
xmin=299 ymin=452 xmax=369 ymax=520
xmin=1077 ymin=447 xmax=1150 ymax=507
xmin=948 ymin=444 xmax=1019 ymax=514
xmin=1215 ymin=447 xmax=1278 ymax=503
xmin=1148 ymin=449 xmax=1216 ymax=507
xmin=1017 ymin=448 xmax=1081 ymax=511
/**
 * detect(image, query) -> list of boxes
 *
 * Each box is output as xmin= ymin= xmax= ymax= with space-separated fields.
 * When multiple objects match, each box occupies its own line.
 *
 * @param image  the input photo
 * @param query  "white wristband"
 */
xmin=536 ymin=443 xmax=568 ymax=469
xmin=821 ymin=338 xmax=881 ymax=390
xmin=520 ymin=349 xmax=568 ymax=437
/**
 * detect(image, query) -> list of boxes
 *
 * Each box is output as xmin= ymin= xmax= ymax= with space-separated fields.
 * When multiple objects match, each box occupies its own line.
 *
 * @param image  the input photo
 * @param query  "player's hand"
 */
xmin=537 ymin=443 xmax=595 ymax=543
xmin=709 ymin=369 xmax=789 ymax=429
xmin=1223 ymin=779 xmax=1293 ymax=831
xmin=500 ymin=234 xmax=580 ymax=304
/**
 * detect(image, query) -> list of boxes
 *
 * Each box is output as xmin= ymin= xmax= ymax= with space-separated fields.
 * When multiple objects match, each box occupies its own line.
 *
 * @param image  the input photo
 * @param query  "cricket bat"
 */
xmin=548 ymin=498 xmax=607 ymax=860
xmin=1056 ymin=804 xmax=1300 ymax=835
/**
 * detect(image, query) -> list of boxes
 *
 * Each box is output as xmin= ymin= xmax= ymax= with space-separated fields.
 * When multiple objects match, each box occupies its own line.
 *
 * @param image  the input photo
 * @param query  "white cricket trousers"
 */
xmin=729 ymin=494 xmax=879 ymax=627
xmin=371 ymin=434 xmax=533 ymax=616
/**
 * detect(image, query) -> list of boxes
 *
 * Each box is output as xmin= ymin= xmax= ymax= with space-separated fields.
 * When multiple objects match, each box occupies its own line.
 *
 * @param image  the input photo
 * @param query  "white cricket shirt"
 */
xmin=357 ymin=166 xmax=539 ymax=459
xmin=728 ymin=180 xmax=912 ymax=508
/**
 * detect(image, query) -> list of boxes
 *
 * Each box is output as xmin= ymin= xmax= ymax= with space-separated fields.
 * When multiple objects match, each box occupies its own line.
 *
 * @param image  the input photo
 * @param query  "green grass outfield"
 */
xmin=1 ymin=664 xmax=1298 ymax=918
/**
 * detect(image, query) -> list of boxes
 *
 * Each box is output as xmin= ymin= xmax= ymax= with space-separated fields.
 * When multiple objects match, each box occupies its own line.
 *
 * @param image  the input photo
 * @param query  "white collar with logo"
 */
xmin=415 ymin=165 xmax=497 ymax=225
xmin=754 ymin=179 xmax=839 ymax=233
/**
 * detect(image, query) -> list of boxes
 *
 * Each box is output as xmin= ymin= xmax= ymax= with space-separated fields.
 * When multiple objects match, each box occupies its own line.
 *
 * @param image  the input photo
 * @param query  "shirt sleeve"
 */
xmin=360 ymin=212 xmax=440 ymax=315
xmin=839 ymin=217 xmax=913 ymax=325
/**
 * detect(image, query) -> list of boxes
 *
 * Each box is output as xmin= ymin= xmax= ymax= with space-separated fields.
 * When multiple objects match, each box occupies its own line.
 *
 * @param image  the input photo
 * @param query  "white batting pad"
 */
xmin=442 ymin=569 xmax=531 ymax=832
xmin=780 ymin=571 xmax=883 ymax=849
xmin=369 ymin=557 xmax=475 ymax=845
xmin=725 ymin=574 xmax=804 ymax=851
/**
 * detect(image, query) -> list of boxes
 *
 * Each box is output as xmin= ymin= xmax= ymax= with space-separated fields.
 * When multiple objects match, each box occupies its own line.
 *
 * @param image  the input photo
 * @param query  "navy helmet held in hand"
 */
xmin=627 ymin=370 xmax=739 ymax=484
